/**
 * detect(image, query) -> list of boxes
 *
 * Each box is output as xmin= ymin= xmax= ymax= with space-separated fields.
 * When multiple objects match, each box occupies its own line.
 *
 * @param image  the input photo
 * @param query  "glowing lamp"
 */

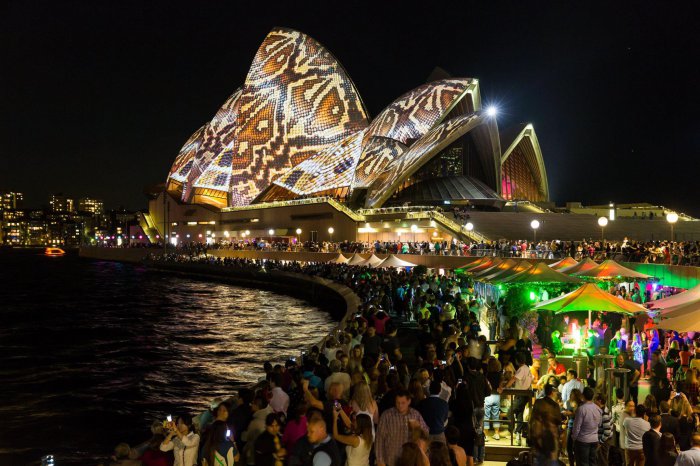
xmin=328 ymin=227 xmax=334 ymax=234
xmin=486 ymin=106 xmax=498 ymax=117
xmin=268 ymin=229 xmax=275 ymax=235
xmin=598 ymin=217 xmax=608 ymax=227
xmin=410 ymin=224 xmax=418 ymax=232
xmin=296 ymin=228 xmax=302 ymax=235
xmin=465 ymin=222 xmax=474 ymax=231
xmin=529 ymin=291 xmax=537 ymax=301
xmin=530 ymin=220 xmax=540 ymax=230
xmin=666 ymin=213 xmax=679 ymax=224
xmin=245 ymin=230 xmax=250 ymax=235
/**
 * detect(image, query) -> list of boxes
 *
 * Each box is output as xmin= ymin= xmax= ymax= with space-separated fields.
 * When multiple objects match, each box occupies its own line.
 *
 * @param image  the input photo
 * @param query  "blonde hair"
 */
xmin=351 ymin=381 xmax=374 ymax=412
xmin=671 ymin=393 xmax=693 ymax=418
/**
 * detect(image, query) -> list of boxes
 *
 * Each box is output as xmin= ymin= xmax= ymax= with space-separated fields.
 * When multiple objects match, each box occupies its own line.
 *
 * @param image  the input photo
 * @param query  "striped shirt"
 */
xmin=598 ymin=405 xmax=613 ymax=443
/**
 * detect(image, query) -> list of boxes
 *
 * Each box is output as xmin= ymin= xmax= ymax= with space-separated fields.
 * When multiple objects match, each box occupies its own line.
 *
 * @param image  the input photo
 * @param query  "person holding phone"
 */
xmin=200 ymin=420 xmax=239 ymax=466
xmin=160 ymin=414 xmax=200 ymax=466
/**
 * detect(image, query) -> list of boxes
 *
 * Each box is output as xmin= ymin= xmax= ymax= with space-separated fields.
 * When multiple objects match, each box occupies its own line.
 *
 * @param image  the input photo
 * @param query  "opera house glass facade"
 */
xmin=165 ymin=27 xmax=549 ymax=212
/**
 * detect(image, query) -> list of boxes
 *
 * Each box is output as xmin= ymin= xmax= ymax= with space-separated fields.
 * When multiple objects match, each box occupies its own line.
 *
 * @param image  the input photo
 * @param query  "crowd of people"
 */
xmin=104 ymin=254 xmax=700 ymax=466
xmin=115 ymin=236 xmax=700 ymax=267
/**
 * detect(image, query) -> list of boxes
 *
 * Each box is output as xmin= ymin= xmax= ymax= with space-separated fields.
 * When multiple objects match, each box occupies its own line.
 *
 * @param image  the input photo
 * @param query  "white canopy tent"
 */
xmin=373 ymin=254 xmax=417 ymax=268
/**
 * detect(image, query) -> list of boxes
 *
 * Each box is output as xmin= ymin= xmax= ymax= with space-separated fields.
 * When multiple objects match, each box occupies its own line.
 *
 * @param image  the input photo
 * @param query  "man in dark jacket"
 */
xmin=660 ymin=400 xmax=680 ymax=438
xmin=418 ymin=380 xmax=449 ymax=443
xmin=642 ymin=415 xmax=662 ymax=466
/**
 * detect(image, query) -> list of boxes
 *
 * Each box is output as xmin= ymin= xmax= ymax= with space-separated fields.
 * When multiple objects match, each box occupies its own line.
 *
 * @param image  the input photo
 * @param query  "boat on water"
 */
xmin=44 ymin=247 xmax=66 ymax=256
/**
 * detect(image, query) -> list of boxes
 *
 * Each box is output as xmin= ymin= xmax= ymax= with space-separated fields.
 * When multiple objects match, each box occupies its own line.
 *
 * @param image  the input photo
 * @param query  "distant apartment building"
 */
xmin=50 ymin=193 xmax=75 ymax=213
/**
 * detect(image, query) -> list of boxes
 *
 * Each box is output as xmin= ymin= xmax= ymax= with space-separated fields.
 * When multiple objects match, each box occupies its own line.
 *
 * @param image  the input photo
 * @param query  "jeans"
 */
xmin=574 ymin=440 xmax=598 ymax=466
xmin=473 ymin=443 xmax=485 ymax=463
xmin=598 ymin=438 xmax=611 ymax=466
xmin=509 ymin=395 xmax=528 ymax=434
xmin=484 ymin=394 xmax=501 ymax=430
xmin=488 ymin=322 xmax=497 ymax=340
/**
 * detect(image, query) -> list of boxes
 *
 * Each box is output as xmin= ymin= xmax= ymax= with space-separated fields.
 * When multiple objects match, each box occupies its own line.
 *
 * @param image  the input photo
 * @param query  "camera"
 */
xmin=440 ymin=360 xmax=447 ymax=365
xmin=334 ymin=400 xmax=341 ymax=410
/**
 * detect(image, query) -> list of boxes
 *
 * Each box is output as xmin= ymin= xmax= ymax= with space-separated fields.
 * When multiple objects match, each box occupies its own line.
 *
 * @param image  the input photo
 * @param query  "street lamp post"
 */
xmin=598 ymin=216 xmax=608 ymax=242
xmin=295 ymin=228 xmax=302 ymax=250
xmin=328 ymin=227 xmax=334 ymax=242
xmin=410 ymin=224 xmax=417 ymax=243
xmin=666 ymin=212 xmax=679 ymax=241
xmin=530 ymin=219 xmax=540 ymax=247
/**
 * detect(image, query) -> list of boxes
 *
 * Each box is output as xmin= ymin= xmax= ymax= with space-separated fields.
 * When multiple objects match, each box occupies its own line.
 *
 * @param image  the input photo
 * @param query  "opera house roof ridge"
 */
xmin=165 ymin=26 xmax=549 ymax=210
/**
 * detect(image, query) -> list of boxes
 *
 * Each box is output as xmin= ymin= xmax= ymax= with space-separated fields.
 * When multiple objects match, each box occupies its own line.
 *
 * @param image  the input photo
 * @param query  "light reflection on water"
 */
xmin=0 ymin=251 xmax=336 ymax=465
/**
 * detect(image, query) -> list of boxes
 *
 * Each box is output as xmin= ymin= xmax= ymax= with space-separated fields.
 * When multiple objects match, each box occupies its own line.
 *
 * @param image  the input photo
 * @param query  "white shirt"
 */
xmin=160 ymin=431 xmax=200 ymax=466
xmin=514 ymin=365 xmax=533 ymax=390
xmin=346 ymin=435 xmax=372 ymax=466
xmin=269 ymin=386 xmax=290 ymax=415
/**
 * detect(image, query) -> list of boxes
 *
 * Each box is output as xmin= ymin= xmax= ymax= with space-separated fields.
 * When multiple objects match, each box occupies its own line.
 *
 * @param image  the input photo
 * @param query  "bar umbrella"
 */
xmin=535 ymin=282 xmax=647 ymax=337
xmin=549 ymin=257 xmax=578 ymax=270
xmin=559 ymin=258 xmax=598 ymax=275
xmin=572 ymin=260 xmax=653 ymax=280
xmin=499 ymin=261 xmax=584 ymax=285
xmin=535 ymin=283 xmax=646 ymax=315
xmin=373 ymin=254 xmax=417 ymax=268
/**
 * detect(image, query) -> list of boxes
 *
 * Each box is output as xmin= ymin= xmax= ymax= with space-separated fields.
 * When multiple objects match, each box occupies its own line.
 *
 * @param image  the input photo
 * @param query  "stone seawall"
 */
xmin=78 ymin=246 xmax=361 ymax=349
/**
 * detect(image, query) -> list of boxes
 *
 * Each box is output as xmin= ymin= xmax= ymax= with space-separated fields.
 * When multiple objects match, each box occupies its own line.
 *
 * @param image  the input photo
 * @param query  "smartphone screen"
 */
xmin=226 ymin=429 xmax=231 ymax=438
xmin=166 ymin=415 xmax=172 ymax=422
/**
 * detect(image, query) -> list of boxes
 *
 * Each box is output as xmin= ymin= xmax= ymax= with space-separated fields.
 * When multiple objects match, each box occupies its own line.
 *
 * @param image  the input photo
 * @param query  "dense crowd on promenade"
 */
xmin=103 ymin=254 xmax=700 ymax=466
xmin=125 ymin=237 xmax=700 ymax=266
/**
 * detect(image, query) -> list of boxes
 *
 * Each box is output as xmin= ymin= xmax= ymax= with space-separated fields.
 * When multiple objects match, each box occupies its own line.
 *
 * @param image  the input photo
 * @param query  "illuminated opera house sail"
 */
xmin=165 ymin=27 xmax=549 ymax=211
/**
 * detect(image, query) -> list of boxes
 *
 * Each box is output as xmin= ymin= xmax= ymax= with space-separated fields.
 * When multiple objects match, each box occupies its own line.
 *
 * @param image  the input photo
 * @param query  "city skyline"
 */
xmin=2 ymin=2 xmax=698 ymax=216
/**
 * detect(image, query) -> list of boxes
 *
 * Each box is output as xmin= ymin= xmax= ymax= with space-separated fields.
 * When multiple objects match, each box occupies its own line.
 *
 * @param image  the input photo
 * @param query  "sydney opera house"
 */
xmin=145 ymin=27 xmax=551 ymax=244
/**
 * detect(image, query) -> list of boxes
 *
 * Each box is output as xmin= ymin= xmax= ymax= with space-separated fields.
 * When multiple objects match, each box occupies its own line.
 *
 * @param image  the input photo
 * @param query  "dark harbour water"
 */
xmin=0 ymin=250 xmax=336 ymax=466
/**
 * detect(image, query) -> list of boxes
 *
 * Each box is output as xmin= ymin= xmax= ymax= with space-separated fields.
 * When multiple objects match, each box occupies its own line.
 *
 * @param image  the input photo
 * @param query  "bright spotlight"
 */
xmin=598 ymin=217 xmax=608 ymax=227
xmin=486 ymin=106 xmax=498 ymax=117
xmin=530 ymin=220 xmax=540 ymax=230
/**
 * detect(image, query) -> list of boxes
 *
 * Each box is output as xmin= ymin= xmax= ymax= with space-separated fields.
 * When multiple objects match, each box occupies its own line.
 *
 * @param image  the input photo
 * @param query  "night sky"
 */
xmin=2 ymin=1 xmax=698 ymax=215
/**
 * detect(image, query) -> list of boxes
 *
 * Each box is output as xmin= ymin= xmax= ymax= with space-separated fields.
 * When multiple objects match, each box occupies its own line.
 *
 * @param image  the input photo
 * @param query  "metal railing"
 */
xmin=221 ymin=196 xmax=366 ymax=222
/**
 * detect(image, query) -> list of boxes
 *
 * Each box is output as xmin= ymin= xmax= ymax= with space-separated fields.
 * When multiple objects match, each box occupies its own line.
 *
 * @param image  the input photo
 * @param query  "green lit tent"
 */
xmin=573 ymin=260 xmax=653 ymax=280
xmin=487 ymin=260 xmax=534 ymax=283
xmin=475 ymin=259 xmax=519 ymax=281
xmin=534 ymin=283 xmax=646 ymax=315
xmin=549 ymin=257 xmax=578 ymax=270
xmin=456 ymin=256 xmax=493 ymax=271
xmin=467 ymin=257 xmax=503 ymax=274
xmin=499 ymin=261 xmax=583 ymax=285
xmin=560 ymin=258 xmax=598 ymax=275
